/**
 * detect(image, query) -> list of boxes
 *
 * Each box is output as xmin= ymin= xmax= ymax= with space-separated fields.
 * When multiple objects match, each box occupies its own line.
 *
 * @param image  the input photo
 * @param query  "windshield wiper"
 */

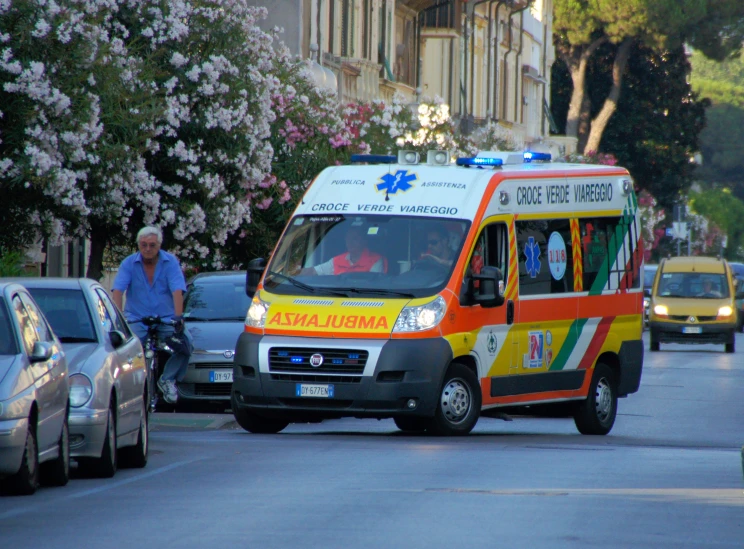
xmin=326 ymin=287 xmax=416 ymax=298
xmin=266 ymin=270 xmax=317 ymax=293
xmin=59 ymin=337 xmax=97 ymax=343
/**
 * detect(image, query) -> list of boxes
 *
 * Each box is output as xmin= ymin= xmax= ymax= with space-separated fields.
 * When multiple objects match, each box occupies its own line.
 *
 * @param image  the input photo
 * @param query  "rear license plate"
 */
xmin=682 ymin=327 xmax=702 ymax=334
xmin=296 ymin=383 xmax=334 ymax=398
xmin=209 ymin=371 xmax=233 ymax=383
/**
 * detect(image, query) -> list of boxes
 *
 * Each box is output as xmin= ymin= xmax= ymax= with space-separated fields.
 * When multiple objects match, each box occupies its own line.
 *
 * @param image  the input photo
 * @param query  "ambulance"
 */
xmin=231 ymin=150 xmax=644 ymax=436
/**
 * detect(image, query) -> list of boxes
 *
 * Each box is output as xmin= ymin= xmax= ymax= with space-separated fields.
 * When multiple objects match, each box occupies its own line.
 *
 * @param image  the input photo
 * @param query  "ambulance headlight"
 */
xmin=393 ymin=296 xmax=446 ymax=333
xmin=245 ymin=292 xmax=271 ymax=328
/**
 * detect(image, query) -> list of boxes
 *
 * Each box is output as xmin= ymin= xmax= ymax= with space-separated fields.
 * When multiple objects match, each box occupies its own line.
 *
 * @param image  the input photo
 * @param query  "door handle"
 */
xmin=506 ymin=300 xmax=514 ymax=325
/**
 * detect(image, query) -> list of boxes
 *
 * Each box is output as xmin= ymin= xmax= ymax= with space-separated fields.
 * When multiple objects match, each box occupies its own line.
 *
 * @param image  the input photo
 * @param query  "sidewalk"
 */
xmin=150 ymin=412 xmax=238 ymax=431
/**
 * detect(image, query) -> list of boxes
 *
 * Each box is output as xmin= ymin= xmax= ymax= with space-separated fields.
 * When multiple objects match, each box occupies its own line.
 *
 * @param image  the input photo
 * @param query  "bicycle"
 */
xmin=133 ymin=316 xmax=178 ymax=414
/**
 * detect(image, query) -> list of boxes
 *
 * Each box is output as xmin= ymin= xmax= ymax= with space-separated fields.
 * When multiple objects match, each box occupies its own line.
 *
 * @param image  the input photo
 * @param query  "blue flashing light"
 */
xmin=455 ymin=157 xmax=504 ymax=168
xmin=348 ymin=353 xmax=360 ymax=359
xmin=278 ymin=351 xmax=288 ymax=357
xmin=332 ymin=359 xmax=344 ymax=365
xmin=290 ymin=356 xmax=304 ymax=364
xmin=350 ymin=154 xmax=397 ymax=164
xmin=523 ymin=151 xmax=552 ymax=162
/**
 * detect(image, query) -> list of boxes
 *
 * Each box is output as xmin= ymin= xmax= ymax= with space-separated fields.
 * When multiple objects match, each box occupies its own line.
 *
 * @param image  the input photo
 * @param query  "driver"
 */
xmin=418 ymin=225 xmax=455 ymax=267
xmin=304 ymin=225 xmax=387 ymax=275
xmin=698 ymin=278 xmax=721 ymax=298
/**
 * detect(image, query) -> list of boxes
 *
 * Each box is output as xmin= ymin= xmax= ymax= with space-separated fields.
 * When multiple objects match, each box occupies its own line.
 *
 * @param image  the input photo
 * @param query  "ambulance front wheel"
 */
xmin=573 ymin=363 xmax=618 ymax=435
xmin=232 ymin=399 xmax=289 ymax=434
xmin=393 ymin=416 xmax=429 ymax=433
xmin=428 ymin=363 xmax=481 ymax=436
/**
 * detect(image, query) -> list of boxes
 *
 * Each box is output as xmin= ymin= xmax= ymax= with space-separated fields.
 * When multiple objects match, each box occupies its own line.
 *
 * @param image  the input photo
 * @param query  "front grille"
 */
xmin=194 ymin=383 xmax=232 ymax=396
xmin=269 ymin=348 xmax=368 ymax=374
xmin=668 ymin=315 xmax=718 ymax=322
xmin=270 ymin=373 xmax=362 ymax=384
xmin=194 ymin=362 xmax=233 ymax=370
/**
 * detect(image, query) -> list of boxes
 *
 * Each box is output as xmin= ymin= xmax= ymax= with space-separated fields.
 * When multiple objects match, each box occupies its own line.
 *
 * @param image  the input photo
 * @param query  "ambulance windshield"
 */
xmin=264 ymin=215 xmax=470 ymax=298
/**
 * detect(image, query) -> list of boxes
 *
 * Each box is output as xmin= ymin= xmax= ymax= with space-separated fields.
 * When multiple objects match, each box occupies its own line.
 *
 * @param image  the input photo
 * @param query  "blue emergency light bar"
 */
xmin=523 ymin=151 xmax=552 ymax=162
xmin=455 ymin=157 xmax=504 ymax=167
xmin=350 ymin=154 xmax=397 ymax=164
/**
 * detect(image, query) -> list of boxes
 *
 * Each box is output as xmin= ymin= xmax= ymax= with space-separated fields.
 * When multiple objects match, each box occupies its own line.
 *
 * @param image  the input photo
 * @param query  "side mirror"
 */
xmin=472 ymin=266 xmax=505 ymax=308
xmin=736 ymin=290 xmax=744 ymax=300
xmin=109 ymin=330 xmax=126 ymax=349
xmin=29 ymin=341 xmax=53 ymax=363
xmin=246 ymin=257 xmax=267 ymax=297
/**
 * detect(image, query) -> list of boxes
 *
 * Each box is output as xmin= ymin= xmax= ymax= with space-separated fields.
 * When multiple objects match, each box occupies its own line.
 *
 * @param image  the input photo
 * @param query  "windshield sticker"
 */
xmin=525 ymin=236 xmax=542 ymax=278
xmin=368 ymin=227 xmax=379 ymax=235
xmin=307 ymin=215 xmax=345 ymax=223
xmin=293 ymin=218 xmax=305 ymax=225
xmin=548 ymin=232 xmax=567 ymax=281
xmin=376 ymin=169 xmax=417 ymax=196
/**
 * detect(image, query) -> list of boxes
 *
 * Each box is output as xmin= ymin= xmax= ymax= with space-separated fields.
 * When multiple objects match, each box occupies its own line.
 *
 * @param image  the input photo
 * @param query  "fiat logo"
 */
xmin=688 ymin=316 xmax=696 ymax=323
xmin=223 ymin=350 xmax=234 ymax=359
xmin=309 ymin=353 xmax=324 ymax=368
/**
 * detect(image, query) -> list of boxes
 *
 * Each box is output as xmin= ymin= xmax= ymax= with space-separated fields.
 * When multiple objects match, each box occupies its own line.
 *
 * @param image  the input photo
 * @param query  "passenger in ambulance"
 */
xmin=416 ymin=225 xmax=455 ymax=268
xmin=301 ymin=225 xmax=388 ymax=275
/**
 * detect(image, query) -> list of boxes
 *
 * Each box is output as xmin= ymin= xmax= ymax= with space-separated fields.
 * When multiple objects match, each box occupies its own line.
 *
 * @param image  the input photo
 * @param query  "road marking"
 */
xmin=0 ymin=458 xmax=204 ymax=521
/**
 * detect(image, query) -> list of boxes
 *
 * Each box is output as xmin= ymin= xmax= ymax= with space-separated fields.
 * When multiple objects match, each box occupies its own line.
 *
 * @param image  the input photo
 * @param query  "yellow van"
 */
xmin=648 ymin=256 xmax=737 ymax=353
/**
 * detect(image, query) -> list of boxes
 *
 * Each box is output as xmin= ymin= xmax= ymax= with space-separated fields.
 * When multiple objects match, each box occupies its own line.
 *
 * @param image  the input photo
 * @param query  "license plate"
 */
xmin=209 ymin=371 xmax=233 ymax=383
xmin=296 ymin=383 xmax=334 ymax=398
xmin=682 ymin=326 xmax=702 ymax=334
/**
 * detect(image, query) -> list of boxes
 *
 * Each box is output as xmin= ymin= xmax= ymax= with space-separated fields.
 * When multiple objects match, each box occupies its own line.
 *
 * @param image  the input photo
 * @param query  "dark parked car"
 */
xmin=643 ymin=264 xmax=658 ymax=327
xmin=179 ymin=271 xmax=250 ymax=409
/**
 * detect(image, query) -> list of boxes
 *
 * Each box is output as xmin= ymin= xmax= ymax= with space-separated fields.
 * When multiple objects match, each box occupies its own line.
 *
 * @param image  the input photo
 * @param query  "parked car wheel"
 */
xmin=393 ymin=416 xmax=430 ymax=433
xmin=4 ymin=420 xmax=40 ymax=496
xmin=427 ymin=363 xmax=481 ymax=436
xmin=119 ymin=394 xmax=148 ymax=469
xmin=232 ymin=396 xmax=288 ymax=434
xmin=573 ymin=363 xmax=618 ymax=435
xmin=79 ymin=402 xmax=117 ymax=478
xmin=40 ymin=415 xmax=70 ymax=487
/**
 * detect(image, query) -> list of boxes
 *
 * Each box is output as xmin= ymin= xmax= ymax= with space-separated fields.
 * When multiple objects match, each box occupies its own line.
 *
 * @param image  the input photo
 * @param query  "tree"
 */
xmin=689 ymin=188 xmax=744 ymax=260
xmin=553 ymin=0 xmax=744 ymax=154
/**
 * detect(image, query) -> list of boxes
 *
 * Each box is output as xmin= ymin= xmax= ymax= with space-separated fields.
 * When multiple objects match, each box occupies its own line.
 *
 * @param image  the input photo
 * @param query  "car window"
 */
xmin=184 ymin=279 xmax=253 ymax=321
xmin=26 ymin=288 xmax=97 ymax=342
xmin=19 ymin=292 xmax=54 ymax=343
xmin=0 ymin=296 xmax=19 ymax=355
xmin=12 ymin=294 xmax=38 ymax=355
xmin=96 ymin=288 xmax=131 ymax=338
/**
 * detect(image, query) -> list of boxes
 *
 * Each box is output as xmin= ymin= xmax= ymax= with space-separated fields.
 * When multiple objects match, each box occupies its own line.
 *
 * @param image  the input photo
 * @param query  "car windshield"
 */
xmin=0 ymin=297 xmax=19 ymax=355
xmin=184 ymin=278 xmax=252 ymax=321
xmin=264 ymin=214 xmax=471 ymax=298
xmin=26 ymin=288 xmax=97 ymax=342
xmin=657 ymin=272 xmax=730 ymax=299
xmin=643 ymin=265 xmax=657 ymax=293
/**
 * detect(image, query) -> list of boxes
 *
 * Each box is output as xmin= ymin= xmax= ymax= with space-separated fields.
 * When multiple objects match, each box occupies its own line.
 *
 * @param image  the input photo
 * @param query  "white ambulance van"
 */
xmin=231 ymin=150 xmax=644 ymax=436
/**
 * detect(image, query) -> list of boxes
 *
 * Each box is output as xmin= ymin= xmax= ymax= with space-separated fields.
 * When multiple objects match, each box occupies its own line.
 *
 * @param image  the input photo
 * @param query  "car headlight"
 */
xmin=653 ymin=304 xmax=668 ymax=316
xmin=393 ymin=296 xmax=446 ymax=333
xmin=245 ymin=292 xmax=271 ymax=328
xmin=718 ymin=306 xmax=734 ymax=318
xmin=643 ymin=297 xmax=649 ymax=308
xmin=69 ymin=374 xmax=93 ymax=408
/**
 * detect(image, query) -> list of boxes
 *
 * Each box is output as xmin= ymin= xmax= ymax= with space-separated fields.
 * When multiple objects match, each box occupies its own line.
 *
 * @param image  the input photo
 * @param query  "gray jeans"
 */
xmin=131 ymin=322 xmax=193 ymax=383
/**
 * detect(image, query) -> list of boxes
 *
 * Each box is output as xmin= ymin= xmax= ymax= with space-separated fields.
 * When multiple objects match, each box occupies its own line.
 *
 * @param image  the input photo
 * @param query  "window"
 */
xmin=0 ymin=297 xmax=19 ymax=355
xmin=26 ymin=288 xmax=97 ymax=342
xmin=19 ymin=293 xmax=54 ymax=343
xmin=464 ymin=222 xmax=509 ymax=300
xmin=97 ymin=289 xmax=132 ymax=338
xmin=12 ymin=294 xmax=37 ymax=355
xmin=516 ymin=219 xmax=574 ymax=296
xmin=580 ymin=216 xmax=640 ymax=292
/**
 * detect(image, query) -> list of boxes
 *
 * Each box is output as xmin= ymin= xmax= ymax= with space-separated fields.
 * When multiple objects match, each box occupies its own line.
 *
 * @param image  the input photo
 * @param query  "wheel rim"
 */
xmin=595 ymin=377 xmax=613 ymax=423
xmin=440 ymin=378 xmax=471 ymax=424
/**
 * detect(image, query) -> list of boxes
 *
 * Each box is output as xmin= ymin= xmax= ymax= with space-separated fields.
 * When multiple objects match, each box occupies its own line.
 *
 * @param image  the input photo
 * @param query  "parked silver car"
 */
xmin=0 ymin=282 xmax=70 ymax=495
xmin=18 ymin=278 xmax=148 ymax=477
xmin=179 ymin=271 xmax=250 ymax=409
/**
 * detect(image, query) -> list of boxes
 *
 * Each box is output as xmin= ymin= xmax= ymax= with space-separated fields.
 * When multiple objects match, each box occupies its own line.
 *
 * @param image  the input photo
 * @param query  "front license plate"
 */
xmin=682 ymin=326 xmax=702 ymax=334
xmin=209 ymin=371 xmax=233 ymax=383
xmin=296 ymin=383 xmax=334 ymax=398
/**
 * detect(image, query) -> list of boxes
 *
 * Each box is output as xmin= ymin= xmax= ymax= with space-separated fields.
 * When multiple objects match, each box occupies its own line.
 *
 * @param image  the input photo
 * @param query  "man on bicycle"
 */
xmin=112 ymin=226 xmax=192 ymax=405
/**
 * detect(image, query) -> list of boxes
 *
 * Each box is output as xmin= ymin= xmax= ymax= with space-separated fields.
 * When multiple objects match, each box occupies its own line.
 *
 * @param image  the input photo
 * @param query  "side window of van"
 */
xmin=516 ymin=219 xmax=574 ymax=296
xmin=463 ymin=222 xmax=509 ymax=300
xmin=580 ymin=216 xmax=640 ymax=292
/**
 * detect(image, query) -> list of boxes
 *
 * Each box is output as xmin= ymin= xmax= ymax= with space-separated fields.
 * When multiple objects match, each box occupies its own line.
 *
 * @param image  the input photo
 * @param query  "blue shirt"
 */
xmin=112 ymin=250 xmax=187 ymax=322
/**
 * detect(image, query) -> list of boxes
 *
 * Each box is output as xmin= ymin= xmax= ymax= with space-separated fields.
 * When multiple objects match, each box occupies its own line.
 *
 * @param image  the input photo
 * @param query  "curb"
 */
xmin=150 ymin=412 xmax=238 ymax=431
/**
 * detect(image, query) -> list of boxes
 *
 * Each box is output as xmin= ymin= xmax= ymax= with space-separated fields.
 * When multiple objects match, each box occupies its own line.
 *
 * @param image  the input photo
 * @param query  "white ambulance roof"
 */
xmin=294 ymin=162 xmax=631 ymax=221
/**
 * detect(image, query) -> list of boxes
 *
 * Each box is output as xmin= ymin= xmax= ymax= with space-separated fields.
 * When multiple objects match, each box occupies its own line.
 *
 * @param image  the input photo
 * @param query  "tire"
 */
xmin=79 ymin=403 xmax=117 ymax=478
xmin=650 ymin=338 xmax=660 ymax=352
xmin=393 ymin=416 xmax=430 ymax=433
xmin=725 ymin=340 xmax=735 ymax=354
xmin=119 ymin=394 xmax=148 ymax=469
xmin=40 ymin=415 xmax=70 ymax=487
xmin=574 ymin=363 xmax=618 ymax=435
xmin=427 ymin=363 xmax=481 ymax=436
xmin=4 ymin=421 xmax=39 ymax=496
xmin=232 ymin=397 xmax=288 ymax=434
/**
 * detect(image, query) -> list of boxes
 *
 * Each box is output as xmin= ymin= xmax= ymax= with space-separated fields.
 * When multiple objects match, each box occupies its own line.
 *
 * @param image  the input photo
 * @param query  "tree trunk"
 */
xmin=584 ymin=38 xmax=634 ymax=154
xmin=86 ymin=224 xmax=108 ymax=282
xmin=560 ymin=37 xmax=606 ymax=140
xmin=577 ymin=92 xmax=592 ymax=153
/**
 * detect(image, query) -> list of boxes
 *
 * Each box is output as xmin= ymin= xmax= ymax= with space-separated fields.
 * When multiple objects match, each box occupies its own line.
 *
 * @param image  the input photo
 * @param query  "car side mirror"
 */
xmin=246 ymin=257 xmax=267 ymax=297
xmin=472 ymin=266 xmax=505 ymax=308
xmin=29 ymin=341 xmax=53 ymax=363
xmin=736 ymin=289 xmax=744 ymax=300
xmin=109 ymin=330 xmax=126 ymax=349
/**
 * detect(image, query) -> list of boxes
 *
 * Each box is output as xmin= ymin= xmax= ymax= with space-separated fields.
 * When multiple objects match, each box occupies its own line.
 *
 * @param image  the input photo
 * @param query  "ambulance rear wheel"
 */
xmin=573 ymin=363 xmax=617 ymax=435
xmin=428 ymin=363 xmax=481 ymax=436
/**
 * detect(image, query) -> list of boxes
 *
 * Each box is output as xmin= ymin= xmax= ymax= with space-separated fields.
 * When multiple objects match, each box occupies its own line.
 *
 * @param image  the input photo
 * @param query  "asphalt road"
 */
xmin=1 ymin=332 xmax=743 ymax=548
